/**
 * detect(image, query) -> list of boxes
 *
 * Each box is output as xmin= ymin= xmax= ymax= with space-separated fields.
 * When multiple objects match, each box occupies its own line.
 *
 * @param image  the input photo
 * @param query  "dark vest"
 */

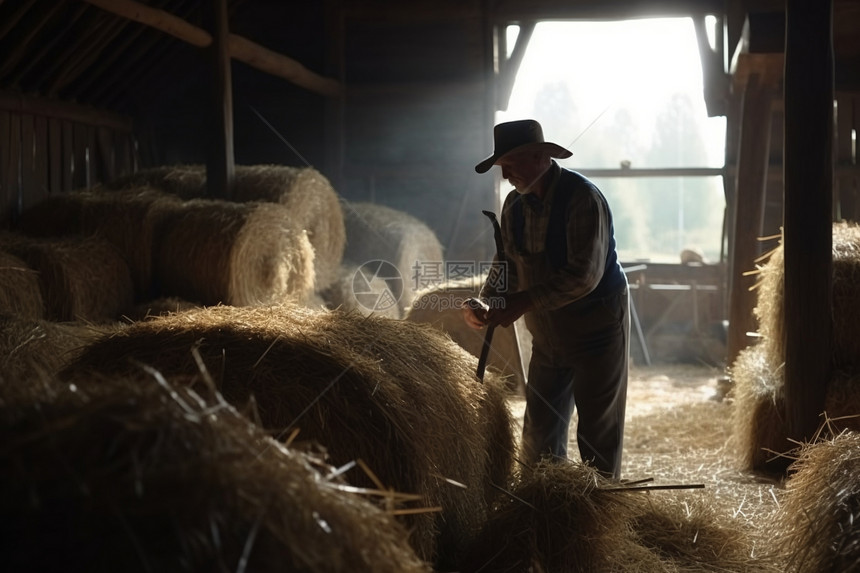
xmin=510 ymin=169 xmax=626 ymax=301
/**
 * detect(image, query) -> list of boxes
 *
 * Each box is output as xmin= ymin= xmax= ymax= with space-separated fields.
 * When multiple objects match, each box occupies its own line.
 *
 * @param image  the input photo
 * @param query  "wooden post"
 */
xmin=782 ymin=0 xmax=833 ymax=443
xmin=203 ymin=0 xmax=234 ymax=199
xmin=726 ymin=73 xmax=774 ymax=365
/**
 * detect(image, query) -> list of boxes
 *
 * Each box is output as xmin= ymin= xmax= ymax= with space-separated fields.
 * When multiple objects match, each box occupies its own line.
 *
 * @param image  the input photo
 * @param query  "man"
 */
xmin=463 ymin=119 xmax=629 ymax=479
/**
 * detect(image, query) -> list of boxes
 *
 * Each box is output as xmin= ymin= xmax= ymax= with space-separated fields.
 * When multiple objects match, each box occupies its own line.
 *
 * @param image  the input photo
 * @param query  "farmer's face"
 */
xmin=497 ymin=150 xmax=551 ymax=195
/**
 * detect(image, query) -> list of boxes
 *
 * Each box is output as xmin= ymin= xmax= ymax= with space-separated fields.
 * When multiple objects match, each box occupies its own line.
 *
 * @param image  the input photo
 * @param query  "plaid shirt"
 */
xmin=483 ymin=161 xmax=614 ymax=312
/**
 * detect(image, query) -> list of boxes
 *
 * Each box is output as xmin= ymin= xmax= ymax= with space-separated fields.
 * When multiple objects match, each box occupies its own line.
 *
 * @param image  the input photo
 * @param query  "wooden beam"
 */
xmin=782 ymin=0 xmax=833 ymax=445
xmin=726 ymin=74 xmax=774 ymax=366
xmin=204 ymin=0 xmax=234 ymax=200
xmin=82 ymin=0 xmax=342 ymax=97
xmin=0 ymin=89 xmax=133 ymax=132
xmin=497 ymin=21 xmax=534 ymax=112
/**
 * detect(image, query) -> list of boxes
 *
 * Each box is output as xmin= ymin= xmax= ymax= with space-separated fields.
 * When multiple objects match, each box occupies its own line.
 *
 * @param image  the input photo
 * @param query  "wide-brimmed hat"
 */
xmin=475 ymin=119 xmax=572 ymax=173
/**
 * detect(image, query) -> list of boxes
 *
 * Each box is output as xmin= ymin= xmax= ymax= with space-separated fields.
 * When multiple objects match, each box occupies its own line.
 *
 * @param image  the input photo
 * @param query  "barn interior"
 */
xmin=1 ymin=0 xmax=859 ymax=571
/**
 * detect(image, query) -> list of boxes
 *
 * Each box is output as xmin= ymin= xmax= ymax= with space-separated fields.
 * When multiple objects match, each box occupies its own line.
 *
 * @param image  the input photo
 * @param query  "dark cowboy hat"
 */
xmin=475 ymin=119 xmax=572 ymax=173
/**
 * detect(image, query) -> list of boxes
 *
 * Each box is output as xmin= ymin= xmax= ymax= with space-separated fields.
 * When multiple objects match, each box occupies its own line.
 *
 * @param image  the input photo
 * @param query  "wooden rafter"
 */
xmin=82 ymin=0 xmax=342 ymax=97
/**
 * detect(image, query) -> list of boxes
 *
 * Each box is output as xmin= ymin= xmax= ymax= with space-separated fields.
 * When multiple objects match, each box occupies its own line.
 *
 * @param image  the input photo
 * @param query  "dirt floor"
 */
xmin=506 ymin=363 xmax=784 ymax=557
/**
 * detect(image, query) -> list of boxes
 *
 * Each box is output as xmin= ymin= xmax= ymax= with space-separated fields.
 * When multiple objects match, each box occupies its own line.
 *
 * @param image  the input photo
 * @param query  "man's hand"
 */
xmin=461 ymin=297 xmax=488 ymax=329
xmin=486 ymin=291 xmax=533 ymax=328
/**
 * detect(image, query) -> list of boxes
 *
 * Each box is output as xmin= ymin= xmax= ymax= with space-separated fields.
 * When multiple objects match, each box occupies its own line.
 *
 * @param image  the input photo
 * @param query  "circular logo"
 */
xmin=352 ymin=260 xmax=403 ymax=312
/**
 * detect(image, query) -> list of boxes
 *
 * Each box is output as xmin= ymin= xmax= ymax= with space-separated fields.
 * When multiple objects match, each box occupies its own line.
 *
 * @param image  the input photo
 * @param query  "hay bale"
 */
xmin=318 ymin=263 xmax=403 ymax=319
xmin=770 ymin=430 xmax=860 ymax=572
xmin=0 ymin=371 xmax=430 ymax=573
xmin=106 ymin=165 xmax=346 ymax=291
xmin=104 ymin=163 xmax=207 ymax=198
xmin=341 ymin=201 xmax=445 ymax=315
xmin=231 ymin=165 xmax=345 ymax=291
xmin=0 ymin=313 xmax=111 ymax=393
xmin=754 ymin=222 xmax=860 ymax=373
xmin=0 ymin=250 xmax=44 ymax=319
xmin=154 ymin=199 xmax=315 ymax=306
xmin=16 ymin=187 xmax=186 ymax=300
xmin=405 ymin=273 xmax=528 ymax=391
xmin=60 ymin=302 xmax=515 ymax=569
xmin=0 ymin=233 xmax=134 ymax=323
xmin=730 ymin=343 xmax=860 ymax=472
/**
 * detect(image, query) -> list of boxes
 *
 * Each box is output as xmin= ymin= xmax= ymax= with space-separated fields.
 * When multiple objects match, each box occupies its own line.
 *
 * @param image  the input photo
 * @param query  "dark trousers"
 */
xmin=521 ymin=290 xmax=629 ymax=479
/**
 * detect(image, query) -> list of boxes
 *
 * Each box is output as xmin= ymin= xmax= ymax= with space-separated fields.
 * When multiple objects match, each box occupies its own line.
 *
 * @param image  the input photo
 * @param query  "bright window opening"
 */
xmin=498 ymin=18 xmax=727 ymax=264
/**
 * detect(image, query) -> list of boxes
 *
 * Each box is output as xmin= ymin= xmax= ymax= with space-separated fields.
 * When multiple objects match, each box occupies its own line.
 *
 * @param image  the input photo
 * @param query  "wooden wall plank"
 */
xmin=19 ymin=113 xmax=34 ymax=213
xmin=31 ymin=115 xmax=49 ymax=207
xmin=72 ymin=121 xmax=89 ymax=189
xmin=3 ymin=113 xmax=21 ymax=227
xmin=48 ymin=117 xmax=62 ymax=194
xmin=726 ymin=76 xmax=775 ymax=366
xmin=61 ymin=119 xmax=74 ymax=192
xmin=0 ymin=110 xmax=14 ymax=228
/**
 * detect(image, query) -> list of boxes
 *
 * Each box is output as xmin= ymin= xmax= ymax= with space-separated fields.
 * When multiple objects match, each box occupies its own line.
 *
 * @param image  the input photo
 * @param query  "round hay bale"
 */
xmin=0 ymin=313 xmax=112 ymax=393
xmin=754 ymin=222 xmax=860 ymax=373
xmin=104 ymin=163 xmax=207 ymax=198
xmin=60 ymin=303 xmax=515 ymax=569
xmin=1 ymin=233 xmax=134 ymax=323
xmin=405 ymin=273 xmax=528 ymax=392
xmin=231 ymin=165 xmax=345 ymax=291
xmin=154 ymin=199 xmax=316 ymax=306
xmin=0 ymin=250 xmax=44 ymax=320
xmin=0 ymin=372 xmax=430 ymax=573
xmin=341 ymin=201 xmax=445 ymax=315
xmin=106 ymin=165 xmax=346 ymax=291
xmin=15 ymin=187 xmax=186 ymax=301
xmin=729 ymin=343 xmax=860 ymax=473
xmin=318 ymin=263 xmax=403 ymax=319
xmin=770 ymin=430 xmax=860 ymax=572
xmin=14 ymin=190 xmax=90 ymax=237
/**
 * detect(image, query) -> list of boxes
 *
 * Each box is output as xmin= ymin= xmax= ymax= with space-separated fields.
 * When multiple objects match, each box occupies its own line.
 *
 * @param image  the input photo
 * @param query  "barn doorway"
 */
xmin=498 ymin=18 xmax=727 ymax=265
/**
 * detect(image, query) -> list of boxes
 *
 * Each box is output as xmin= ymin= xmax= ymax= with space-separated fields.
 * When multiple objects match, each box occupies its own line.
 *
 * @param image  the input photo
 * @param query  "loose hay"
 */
xmin=60 ymin=302 xmax=515 ymax=569
xmin=405 ymin=273 xmax=529 ymax=392
xmin=154 ymin=199 xmax=316 ymax=306
xmin=0 ymin=370 xmax=430 ymax=572
xmin=459 ymin=462 xmax=637 ymax=572
xmin=0 ymin=233 xmax=134 ymax=323
xmin=0 ymin=250 xmax=44 ymax=319
xmin=770 ymin=430 xmax=860 ymax=572
xmin=341 ymin=201 xmax=445 ymax=315
xmin=318 ymin=263 xmax=402 ymax=318
xmin=106 ymin=165 xmax=346 ymax=291
xmin=460 ymin=461 xmax=776 ymax=573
